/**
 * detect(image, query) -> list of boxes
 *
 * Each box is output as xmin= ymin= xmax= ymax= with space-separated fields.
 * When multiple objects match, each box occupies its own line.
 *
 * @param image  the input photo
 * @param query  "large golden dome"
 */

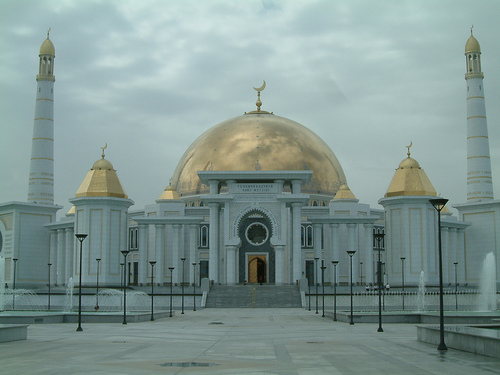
xmin=172 ymin=112 xmax=347 ymax=197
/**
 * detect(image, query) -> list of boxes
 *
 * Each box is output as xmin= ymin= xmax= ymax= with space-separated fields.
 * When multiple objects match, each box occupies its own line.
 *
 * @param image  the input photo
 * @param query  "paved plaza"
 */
xmin=1 ymin=308 xmax=500 ymax=374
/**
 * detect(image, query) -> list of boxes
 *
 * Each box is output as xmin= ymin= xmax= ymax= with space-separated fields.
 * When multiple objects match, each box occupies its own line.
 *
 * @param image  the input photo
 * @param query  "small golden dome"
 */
xmin=75 ymin=154 xmax=128 ymax=198
xmin=333 ymin=184 xmax=357 ymax=200
xmin=40 ymin=36 xmax=55 ymax=56
xmin=158 ymin=183 xmax=180 ymax=200
xmin=465 ymin=30 xmax=480 ymax=54
xmin=385 ymin=155 xmax=437 ymax=198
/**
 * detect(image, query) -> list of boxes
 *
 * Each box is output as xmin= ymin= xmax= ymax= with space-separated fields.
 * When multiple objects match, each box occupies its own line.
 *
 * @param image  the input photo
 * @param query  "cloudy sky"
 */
xmin=1 ymin=0 xmax=499 ymax=215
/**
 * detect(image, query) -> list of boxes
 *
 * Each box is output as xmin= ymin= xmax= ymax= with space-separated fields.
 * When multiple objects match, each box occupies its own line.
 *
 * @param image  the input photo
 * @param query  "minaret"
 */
xmin=28 ymin=29 xmax=55 ymax=204
xmin=465 ymin=27 xmax=494 ymax=202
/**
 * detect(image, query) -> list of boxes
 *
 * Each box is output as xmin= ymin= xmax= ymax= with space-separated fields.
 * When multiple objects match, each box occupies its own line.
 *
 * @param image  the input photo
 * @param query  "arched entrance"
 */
xmin=248 ymin=255 xmax=267 ymax=283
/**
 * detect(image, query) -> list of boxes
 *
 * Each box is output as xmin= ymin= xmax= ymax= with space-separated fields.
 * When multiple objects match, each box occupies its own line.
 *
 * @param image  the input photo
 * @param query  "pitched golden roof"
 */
xmin=333 ymin=184 xmax=357 ymax=200
xmin=158 ymin=183 xmax=180 ymax=200
xmin=385 ymin=155 xmax=436 ymax=198
xmin=75 ymin=154 xmax=128 ymax=198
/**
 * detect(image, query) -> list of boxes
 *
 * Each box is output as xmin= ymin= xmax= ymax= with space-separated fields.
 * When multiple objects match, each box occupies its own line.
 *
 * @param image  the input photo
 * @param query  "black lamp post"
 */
xmin=321 ymin=260 xmax=326 ymax=317
xmin=121 ymin=250 xmax=130 ymax=325
xmin=347 ymin=251 xmax=356 ymax=325
xmin=75 ymin=233 xmax=88 ymax=332
xmin=181 ymin=257 xmax=186 ymax=314
xmin=314 ymin=257 xmax=319 ymax=314
xmin=374 ymin=232 xmax=385 ymax=332
xmin=401 ymin=257 xmax=406 ymax=311
xmin=47 ymin=263 xmax=52 ymax=310
xmin=95 ymin=258 xmax=101 ymax=310
xmin=430 ymin=197 xmax=449 ymax=351
xmin=331 ymin=260 xmax=339 ymax=321
xmin=192 ymin=262 xmax=197 ymax=311
xmin=454 ymin=262 xmax=458 ymax=310
xmin=12 ymin=258 xmax=18 ymax=310
xmin=360 ymin=261 xmax=363 ymax=286
xmin=169 ymin=267 xmax=174 ymax=317
xmin=149 ymin=261 xmax=156 ymax=321
xmin=308 ymin=270 xmax=311 ymax=311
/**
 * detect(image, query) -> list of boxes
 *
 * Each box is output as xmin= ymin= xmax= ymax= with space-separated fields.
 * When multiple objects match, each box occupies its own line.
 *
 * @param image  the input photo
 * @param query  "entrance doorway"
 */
xmin=248 ymin=255 xmax=267 ymax=284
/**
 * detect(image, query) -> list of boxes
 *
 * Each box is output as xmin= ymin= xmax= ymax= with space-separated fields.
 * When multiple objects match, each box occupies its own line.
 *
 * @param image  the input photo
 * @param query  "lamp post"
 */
xmin=321 ymin=260 xmax=326 ymax=317
xmin=308 ymin=270 xmax=311 ymax=311
xmin=74 ymin=234 xmax=88 ymax=332
xmin=181 ymin=257 xmax=186 ymax=314
xmin=192 ymin=262 xmax=197 ymax=311
xmin=331 ymin=260 xmax=339 ymax=321
xmin=454 ymin=262 xmax=458 ymax=310
xmin=430 ymin=197 xmax=449 ymax=351
xmin=347 ymin=251 xmax=356 ymax=325
xmin=47 ymin=263 xmax=52 ymax=310
xmin=12 ymin=258 xmax=18 ymax=310
xmin=401 ymin=257 xmax=406 ymax=311
xmin=121 ymin=250 xmax=130 ymax=325
xmin=95 ymin=258 xmax=101 ymax=310
xmin=169 ymin=267 xmax=174 ymax=317
xmin=314 ymin=257 xmax=319 ymax=314
xmin=374 ymin=232 xmax=385 ymax=332
xmin=149 ymin=261 xmax=156 ymax=321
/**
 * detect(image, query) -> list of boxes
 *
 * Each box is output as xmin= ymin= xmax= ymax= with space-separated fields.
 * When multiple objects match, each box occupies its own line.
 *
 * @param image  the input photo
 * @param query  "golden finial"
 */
xmin=169 ymin=177 xmax=173 ymax=185
xmin=47 ymin=27 xmax=51 ymax=39
xmin=100 ymin=143 xmax=108 ymax=159
xmin=471 ymin=25 xmax=474 ymax=36
xmin=406 ymin=141 xmax=413 ymax=158
xmin=253 ymin=80 xmax=266 ymax=112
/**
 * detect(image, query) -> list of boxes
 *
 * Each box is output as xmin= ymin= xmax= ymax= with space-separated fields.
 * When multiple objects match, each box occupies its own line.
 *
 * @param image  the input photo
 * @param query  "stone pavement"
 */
xmin=1 ymin=308 xmax=499 ymax=375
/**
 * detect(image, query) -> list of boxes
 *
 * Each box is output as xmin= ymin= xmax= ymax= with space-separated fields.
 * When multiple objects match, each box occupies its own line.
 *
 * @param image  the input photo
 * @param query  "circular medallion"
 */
xmin=245 ymin=222 xmax=269 ymax=246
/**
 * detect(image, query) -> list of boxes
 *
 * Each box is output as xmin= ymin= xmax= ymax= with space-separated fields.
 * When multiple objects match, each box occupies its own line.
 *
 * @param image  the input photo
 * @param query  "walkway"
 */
xmin=1 ymin=308 xmax=499 ymax=374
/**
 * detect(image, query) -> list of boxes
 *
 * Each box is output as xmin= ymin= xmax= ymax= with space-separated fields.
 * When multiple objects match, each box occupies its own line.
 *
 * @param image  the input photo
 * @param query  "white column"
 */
xmin=292 ymin=202 xmax=303 ymax=283
xmin=49 ymin=230 xmax=57 ymax=285
xmin=172 ymin=224 xmax=181 ymax=284
xmin=226 ymin=245 xmax=236 ymax=285
xmin=456 ymin=229 xmax=466 ymax=284
xmin=448 ymin=227 xmax=457 ymax=284
xmin=65 ymin=227 xmax=74 ymax=284
xmin=347 ymin=223 xmax=358 ymax=283
xmin=208 ymin=203 xmax=219 ymax=283
xmin=189 ymin=224 xmax=198 ymax=285
xmin=138 ymin=224 xmax=148 ymax=285
xmin=56 ymin=229 xmax=65 ymax=285
xmin=275 ymin=245 xmax=284 ymax=285
xmin=155 ymin=224 xmax=165 ymax=285
xmin=329 ymin=224 xmax=340 ymax=283
xmin=363 ymin=224 xmax=374 ymax=285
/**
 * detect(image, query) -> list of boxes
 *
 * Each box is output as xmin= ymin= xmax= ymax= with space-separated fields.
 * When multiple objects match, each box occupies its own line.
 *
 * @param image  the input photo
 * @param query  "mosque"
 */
xmin=0 ymin=29 xmax=498 ymax=293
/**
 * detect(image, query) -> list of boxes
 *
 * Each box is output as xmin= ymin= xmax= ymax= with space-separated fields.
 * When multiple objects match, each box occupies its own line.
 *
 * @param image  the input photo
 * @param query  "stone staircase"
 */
xmin=205 ymin=285 xmax=301 ymax=308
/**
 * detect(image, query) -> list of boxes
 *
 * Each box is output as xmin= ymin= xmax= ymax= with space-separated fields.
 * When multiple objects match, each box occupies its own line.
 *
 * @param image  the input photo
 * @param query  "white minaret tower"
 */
xmin=28 ymin=29 xmax=55 ymax=204
xmin=465 ymin=27 xmax=494 ymax=202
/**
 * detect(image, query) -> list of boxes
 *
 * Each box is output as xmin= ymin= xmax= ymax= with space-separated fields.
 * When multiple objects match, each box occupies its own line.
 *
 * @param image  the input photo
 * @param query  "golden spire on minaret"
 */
xmin=245 ymin=80 xmax=272 ymax=115
xmin=406 ymin=141 xmax=413 ymax=158
xmin=101 ymin=143 xmax=108 ymax=158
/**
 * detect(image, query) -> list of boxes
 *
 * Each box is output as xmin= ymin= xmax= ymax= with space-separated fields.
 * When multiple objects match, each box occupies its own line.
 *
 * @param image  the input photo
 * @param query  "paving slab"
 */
xmin=0 ymin=308 xmax=499 ymax=374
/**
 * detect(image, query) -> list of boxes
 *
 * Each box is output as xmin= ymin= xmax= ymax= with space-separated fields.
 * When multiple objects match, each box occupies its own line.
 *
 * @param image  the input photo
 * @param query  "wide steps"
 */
xmin=205 ymin=285 xmax=301 ymax=308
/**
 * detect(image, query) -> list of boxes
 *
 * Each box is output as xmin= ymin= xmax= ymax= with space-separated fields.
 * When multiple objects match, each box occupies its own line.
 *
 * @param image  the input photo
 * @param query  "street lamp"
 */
xmin=359 ymin=262 xmax=363 ymax=287
xmin=149 ymin=261 xmax=156 ymax=321
xmin=12 ymin=258 xmax=18 ymax=310
xmin=308 ymin=269 xmax=311 ymax=311
xmin=430 ymin=197 xmax=449 ymax=351
xmin=454 ymin=262 xmax=458 ymax=310
xmin=95 ymin=258 xmax=101 ymax=310
xmin=74 ymin=233 xmax=88 ymax=332
xmin=192 ymin=262 xmax=197 ymax=311
xmin=181 ymin=257 xmax=186 ymax=314
xmin=401 ymin=257 xmax=406 ymax=311
xmin=121 ymin=250 xmax=130 ymax=325
xmin=331 ymin=260 xmax=339 ymax=321
xmin=321 ymin=260 xmax=326 ymax=317
xmin=347 ymin=251 xmax=356 ymax=325
xmin=374 ymin=232 xmax=385 ymax=332
xmin=169 ymin=267 xmax=175 ymax=317
xmin=48 ymin=263 xmax=52 ymax=310
xmin=314 ymin=257 xmax=319 ymax=314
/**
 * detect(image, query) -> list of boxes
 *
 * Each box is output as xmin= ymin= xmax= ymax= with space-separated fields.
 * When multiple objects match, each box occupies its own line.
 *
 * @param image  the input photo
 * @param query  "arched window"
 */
xmin=199 ymin=225 xmax=209 ymax=248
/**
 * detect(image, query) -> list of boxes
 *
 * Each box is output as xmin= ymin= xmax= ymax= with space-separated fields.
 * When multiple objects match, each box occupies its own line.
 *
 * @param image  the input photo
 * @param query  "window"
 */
xmin=301 ymin=225 xmax=314 ymax=248
xmin=199 ymin=225 xmax=209 ymax=248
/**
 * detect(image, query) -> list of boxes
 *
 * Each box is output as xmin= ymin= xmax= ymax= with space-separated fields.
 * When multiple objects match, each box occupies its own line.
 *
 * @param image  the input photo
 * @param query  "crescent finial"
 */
xmin=101 ymin=143 xmax=108 ymax=158
xmin=253 ymin=80 xmax=266 ymax=92
xmin=471 ymin=25 xmax=474 ymax=36
xmin=406 ymin=141 xmax=413 ymax=157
